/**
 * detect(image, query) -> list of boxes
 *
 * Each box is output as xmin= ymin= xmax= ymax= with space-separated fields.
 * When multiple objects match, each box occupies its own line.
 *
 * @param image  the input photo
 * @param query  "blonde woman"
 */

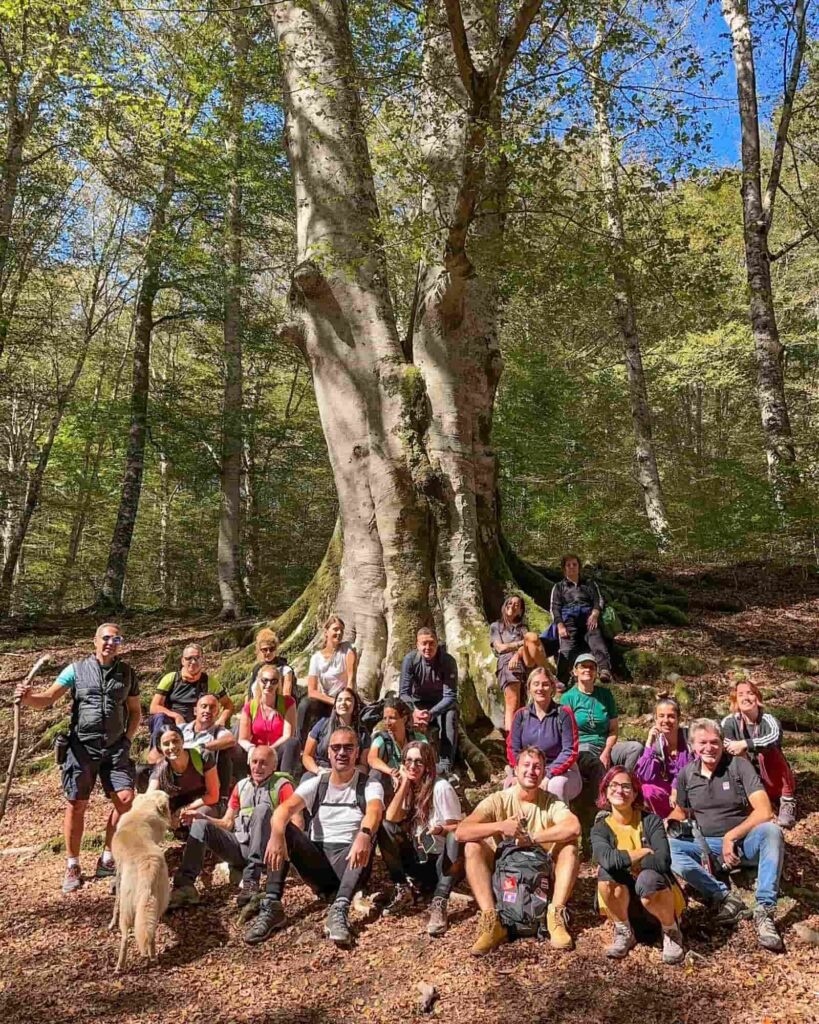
xmin=297 ymin=615 xmax=357 ymax=740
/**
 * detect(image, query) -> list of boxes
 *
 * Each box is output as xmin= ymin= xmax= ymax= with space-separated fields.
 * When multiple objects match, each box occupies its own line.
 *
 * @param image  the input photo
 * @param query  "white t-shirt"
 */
xmin=404 ymin=779 xmax=463 ymax=854
xmin=308 ymin=643 xmax=353 ymax=698
xmin=295 ymin=769 xmax=384 ymax=845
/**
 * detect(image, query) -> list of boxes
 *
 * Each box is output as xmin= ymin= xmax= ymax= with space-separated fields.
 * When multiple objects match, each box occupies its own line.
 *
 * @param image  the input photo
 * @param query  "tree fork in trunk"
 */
xmin=97 ymin=162 xmax=176 ymax=609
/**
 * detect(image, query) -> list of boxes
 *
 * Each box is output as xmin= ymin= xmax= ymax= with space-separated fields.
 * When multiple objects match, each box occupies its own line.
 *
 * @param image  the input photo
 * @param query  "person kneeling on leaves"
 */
xmin=257 ymin=727 xmax=385 ymax=947
xmin=380 ymin=740 xmax=464 ymax=936
xmin=456 ymin=747 xmax=581 ymax=955
xmin=167 ymin=745 xmax=294 ymax=910
xmin=591 ymin=767 xmax=685 ymax=965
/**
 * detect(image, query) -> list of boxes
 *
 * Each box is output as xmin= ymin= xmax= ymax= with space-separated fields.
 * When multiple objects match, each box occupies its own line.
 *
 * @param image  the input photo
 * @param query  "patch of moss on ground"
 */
xmin=775 ymin=656 xmax=819 ymax=675
xmin=623 ymin=650 xmax=707 ymax=682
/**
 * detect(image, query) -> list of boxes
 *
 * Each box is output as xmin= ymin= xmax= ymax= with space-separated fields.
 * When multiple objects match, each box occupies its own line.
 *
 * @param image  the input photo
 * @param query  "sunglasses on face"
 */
xmin=182 ymin=656 xmax=201 ymax=662
xmin=100 ymin=635 xmax=123 ymax=645
xmin=404 ymin=757 xmax=425 ymax=767
xmin=329 ymin=743 xmax=356 ymax=753
xmin=261 ymin=678 xmax=279 ymax=686
xmin=608 ymin=783 xmax=634 ymax=793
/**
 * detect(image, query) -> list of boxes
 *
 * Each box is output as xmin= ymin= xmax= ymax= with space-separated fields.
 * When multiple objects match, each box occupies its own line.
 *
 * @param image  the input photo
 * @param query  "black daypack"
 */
xmin=312 ymin=771 xmax=368 ymax=815
xmin=492 ymin=840 xmax=553 ymax=938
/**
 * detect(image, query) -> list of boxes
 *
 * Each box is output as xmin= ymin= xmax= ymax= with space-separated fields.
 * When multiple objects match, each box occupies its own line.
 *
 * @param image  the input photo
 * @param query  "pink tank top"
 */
xmin=243 ymin=696 xmax=295 ymax=746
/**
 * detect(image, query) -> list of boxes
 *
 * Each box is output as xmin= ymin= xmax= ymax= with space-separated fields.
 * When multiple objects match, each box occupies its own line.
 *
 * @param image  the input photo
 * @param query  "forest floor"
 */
xmin=0 ymin=563 xmax=818 ymax=1024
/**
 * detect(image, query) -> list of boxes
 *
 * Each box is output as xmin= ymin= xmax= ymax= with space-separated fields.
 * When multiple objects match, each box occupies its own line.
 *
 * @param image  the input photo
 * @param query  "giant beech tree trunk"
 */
xmin=259 ymin=0 xmax=552 ymax=724
xmin=590 ymin=25 xmax=671 ymax=551
xmin=97 ymin=162 xmax=176 ymax=608
xmin=721 ymin=0 xmax=806 ymax=508
xmin=217 ymin=13 xmax=249 ymax=620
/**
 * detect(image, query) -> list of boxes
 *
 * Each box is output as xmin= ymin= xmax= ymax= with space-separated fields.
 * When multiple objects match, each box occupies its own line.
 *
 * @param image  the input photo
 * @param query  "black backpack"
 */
xmin=312 ymin=771 xmax=368 ymax=815
xmin=492 ymin=840 xmax=553 ymax=938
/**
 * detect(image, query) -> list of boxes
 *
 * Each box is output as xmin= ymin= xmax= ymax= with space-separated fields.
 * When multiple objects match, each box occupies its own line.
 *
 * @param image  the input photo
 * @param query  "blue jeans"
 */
xmin=669 ymin=821 xmax=784 ymax=909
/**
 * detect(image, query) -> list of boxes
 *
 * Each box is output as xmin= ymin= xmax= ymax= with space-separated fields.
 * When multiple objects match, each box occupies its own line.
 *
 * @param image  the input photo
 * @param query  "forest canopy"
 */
xmin=0 ymin=0 xmax=817 ymax=628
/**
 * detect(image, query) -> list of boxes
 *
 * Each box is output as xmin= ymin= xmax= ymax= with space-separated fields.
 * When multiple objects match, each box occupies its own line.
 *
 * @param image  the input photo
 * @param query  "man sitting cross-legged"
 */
xmin=456 ymin=747 xmax=581 ymax=955
xmin=256 ymin=726 xmax=384 ymax=948
xmin=168 ymin=745 xmax=294 ymax=909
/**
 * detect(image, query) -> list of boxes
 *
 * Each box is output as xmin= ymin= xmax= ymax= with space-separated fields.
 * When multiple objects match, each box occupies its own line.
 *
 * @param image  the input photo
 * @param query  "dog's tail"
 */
xmin=133 ymin=859 xmax=164 ymax=957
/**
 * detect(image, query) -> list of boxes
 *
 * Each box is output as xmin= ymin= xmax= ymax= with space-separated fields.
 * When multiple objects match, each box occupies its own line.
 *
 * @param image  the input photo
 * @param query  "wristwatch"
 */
xmin=360 ymin=826 xmax=373 ymax=838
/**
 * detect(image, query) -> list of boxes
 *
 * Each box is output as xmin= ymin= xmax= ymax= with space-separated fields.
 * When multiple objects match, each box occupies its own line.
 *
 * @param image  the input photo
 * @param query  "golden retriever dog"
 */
xmin=109 ymin=790 xmax=172 ymax=972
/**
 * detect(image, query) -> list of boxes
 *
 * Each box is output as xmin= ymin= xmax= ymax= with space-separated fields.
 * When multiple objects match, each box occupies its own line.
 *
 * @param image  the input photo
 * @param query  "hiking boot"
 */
xmin=605 ymin=922 xmax=636 ymax=959
xmin=753 ymin=905 xmax=784 ymax=953
xmin=662 ymin=924 xmax=685 ymax=965
xmin=168 ymin=884 xmax=201 ymax=909
xmin=236 ymin=878 xmax=260 ymax=908
xmin=383 ymin=883 xmax=415 ymax=917
xmin=62 ymin=864 xmax=83 ymax=894
xmin=427 ymin=896 xmax=449 ymax=937
xmin=714 ymin=891 xmax=748 ymax=927
xmin=777 ymin=797 xmax=797 ymax=829
xmin=470 ymin=909 xmax=508 ymax=956
xmin=243 ymin=898 xmax=286 ymax=944
xmin=547 ymin=904 xmax=573 ymax=951
xmin=94 ymin=856 xmax=116 ymax=880
xmin=325 ymin=900 xmax=353 ymax=947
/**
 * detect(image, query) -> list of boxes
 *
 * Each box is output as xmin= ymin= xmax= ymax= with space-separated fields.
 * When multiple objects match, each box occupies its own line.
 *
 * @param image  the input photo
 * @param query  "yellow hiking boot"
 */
xmin=547 ymin=904 xmax=573 ymax=950
xmin=471 ymin=909 xmax=508 ymax=956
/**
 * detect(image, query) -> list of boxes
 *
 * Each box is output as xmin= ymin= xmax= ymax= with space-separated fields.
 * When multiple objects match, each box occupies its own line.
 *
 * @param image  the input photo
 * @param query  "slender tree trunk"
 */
xmin=158 ymin=448 xmax=172 ymax=605
xmin=721 ymin=0 xmax=802 ymax=507
xmin=590 ymin=25 xmax=671 ymax=551
xmin=217 ymin=13 xmax=249 ymax=620
xmin=97 ymin=163 xmax=176 ymax=608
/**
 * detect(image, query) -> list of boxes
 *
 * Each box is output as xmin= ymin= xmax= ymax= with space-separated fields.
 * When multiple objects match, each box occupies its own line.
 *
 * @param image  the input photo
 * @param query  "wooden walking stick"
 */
xmin=0 ymin=654 xmax=51 ymax=824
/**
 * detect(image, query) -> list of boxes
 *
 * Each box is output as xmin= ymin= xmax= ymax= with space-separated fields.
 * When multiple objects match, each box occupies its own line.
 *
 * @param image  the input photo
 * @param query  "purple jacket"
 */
xmin=634 ymin=729 xmax=693 ymax=792
xmin=508 ymin=701 xmax=579 ymax=778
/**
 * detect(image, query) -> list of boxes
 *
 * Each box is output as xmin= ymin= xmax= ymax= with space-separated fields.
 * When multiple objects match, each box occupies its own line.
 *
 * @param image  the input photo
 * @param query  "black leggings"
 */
xmin=297 ymin=697 xmax=332 ymax=743
xmin=378 ymin=820 xmax=463 ymax=900
xmin=266 ymin=822 xmax=376 ymax=903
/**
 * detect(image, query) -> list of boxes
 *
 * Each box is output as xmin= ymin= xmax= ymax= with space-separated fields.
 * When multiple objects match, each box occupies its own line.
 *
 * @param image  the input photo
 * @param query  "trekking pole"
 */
xmin=0 ymin=654 xmax=51 ymax=824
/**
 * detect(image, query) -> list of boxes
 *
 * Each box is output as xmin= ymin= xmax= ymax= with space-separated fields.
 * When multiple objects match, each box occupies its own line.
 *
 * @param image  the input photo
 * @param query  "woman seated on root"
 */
xmin=490 ymin=595 xmax=547 ymax=733
xmin=633 ymin=695 xmax=693 ymax=818
xmin=239 ymin=665 xmax=300 ymax=775
xmin=368 ymin=696 xmax=427 ymax=798
xmin=507 ymin=667 xmax=581 ymax=802
xmin=149 ymin=723 xmax=221 ymax=827
xmin=591 ymin=767 xmax=685 ymax=965
xmin=721 ymin=681 xmax=797 ymax=828
xmin=297 ymin=615 xmax=357 ymax=741
xmin=380 ymin=741 xmax=464 ymax=936
xmin=302 ymin=687 xmax=370 ymax=778
xmin=246 ymin=628 xmax=295 ymax=700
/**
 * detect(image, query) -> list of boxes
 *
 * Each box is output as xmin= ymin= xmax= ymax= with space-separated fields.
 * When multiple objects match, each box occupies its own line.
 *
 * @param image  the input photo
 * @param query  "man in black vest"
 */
xmin=16 ymin=623 xmax=141 ymax=893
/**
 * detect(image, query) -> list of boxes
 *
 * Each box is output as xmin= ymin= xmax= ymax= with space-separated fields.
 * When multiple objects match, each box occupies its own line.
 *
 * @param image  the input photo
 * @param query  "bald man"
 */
xmin=16 ymin=623 xmax=141 ymax=893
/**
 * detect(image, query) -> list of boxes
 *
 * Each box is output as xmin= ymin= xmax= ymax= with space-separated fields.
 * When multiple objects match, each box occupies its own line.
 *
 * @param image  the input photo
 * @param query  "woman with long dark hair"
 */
xmin=591 ymin=767 xmax=685 ymax=964
xmin=302 ymin=687 xmax=370 ymax=777
xmin=634 ymin=695 xmax=693 ymax=817
xmin=368 ymin=696 xmax=427 ymax=779
xmin=148 ymin=723 xmax=221 ymax=826
xmin=380 ymin=740 xmax=464 ymax=936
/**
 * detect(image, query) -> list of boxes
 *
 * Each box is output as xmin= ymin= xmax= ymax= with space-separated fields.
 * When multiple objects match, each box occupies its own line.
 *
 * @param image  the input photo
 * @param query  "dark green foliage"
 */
xmin=767 ymin=705 xmax=819 ymax=733
xmin=775 ymin=657 xmax=819 ymax=675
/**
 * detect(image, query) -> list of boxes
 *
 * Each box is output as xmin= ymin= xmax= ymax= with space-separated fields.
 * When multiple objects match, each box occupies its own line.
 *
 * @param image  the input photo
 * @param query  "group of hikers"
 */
xmin=15 ymin=555 xmax=798 ymax=962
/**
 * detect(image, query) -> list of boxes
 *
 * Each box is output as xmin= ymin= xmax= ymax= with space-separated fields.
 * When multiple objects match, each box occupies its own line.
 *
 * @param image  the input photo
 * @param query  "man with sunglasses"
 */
xmin=15 ymin=623 xmax=141 ymax=893
xmin=147 ymin=644 xmax=234 ymax=763
xmin=250 ymin=727 xmax=385 ymax=947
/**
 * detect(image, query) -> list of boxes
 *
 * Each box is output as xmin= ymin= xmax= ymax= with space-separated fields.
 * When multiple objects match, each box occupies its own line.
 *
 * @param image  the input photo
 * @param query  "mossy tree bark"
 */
xmin=256 ymin=0 xmax=555 ymax=724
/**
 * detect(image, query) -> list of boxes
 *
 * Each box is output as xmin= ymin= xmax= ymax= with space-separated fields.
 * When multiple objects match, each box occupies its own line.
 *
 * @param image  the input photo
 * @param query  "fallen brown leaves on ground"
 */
xmin=0 ymin=569 xmax=817 ymax=1024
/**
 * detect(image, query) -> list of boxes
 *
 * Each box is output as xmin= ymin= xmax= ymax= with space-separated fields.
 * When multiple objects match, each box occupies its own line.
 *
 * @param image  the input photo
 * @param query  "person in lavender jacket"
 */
xmin=507 ymin=667 xmax=581 ymax=802
xmin=634 ymin=695 xmax=693 ymax=817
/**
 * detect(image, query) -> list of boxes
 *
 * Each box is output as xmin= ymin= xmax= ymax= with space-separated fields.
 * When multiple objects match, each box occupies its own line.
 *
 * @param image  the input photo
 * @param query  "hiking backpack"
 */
xmin=492 ymin=840 xmax=553 ymax=938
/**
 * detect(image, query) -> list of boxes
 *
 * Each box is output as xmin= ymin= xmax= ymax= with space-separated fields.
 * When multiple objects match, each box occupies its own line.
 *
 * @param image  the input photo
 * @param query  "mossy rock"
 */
xmin=805 ymin=695 xmax=819 ymax=713
xmin=623 ymin=650 xmax=707 ymax=682
xmin=21 ymin=754 xmax=54 ymax=778
xmin=653 ymin=604 xmax=690 ymax=627
xmin=783 ymin=678 xmax=819 ymax=693
xmin=672 ymin=682 xmax=694 ymax=708
xmin=42 ymin=717 xmax=70 ymax=747
xmin=775 ymin=656 xmax=819 ymax=675
xmin=160 ymin=646 xmax=182 ymax=676
xmin=767 ymin=704 xmax=819 ymax=733
xmin=610 ymin=684 xmax=657 ymax=717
